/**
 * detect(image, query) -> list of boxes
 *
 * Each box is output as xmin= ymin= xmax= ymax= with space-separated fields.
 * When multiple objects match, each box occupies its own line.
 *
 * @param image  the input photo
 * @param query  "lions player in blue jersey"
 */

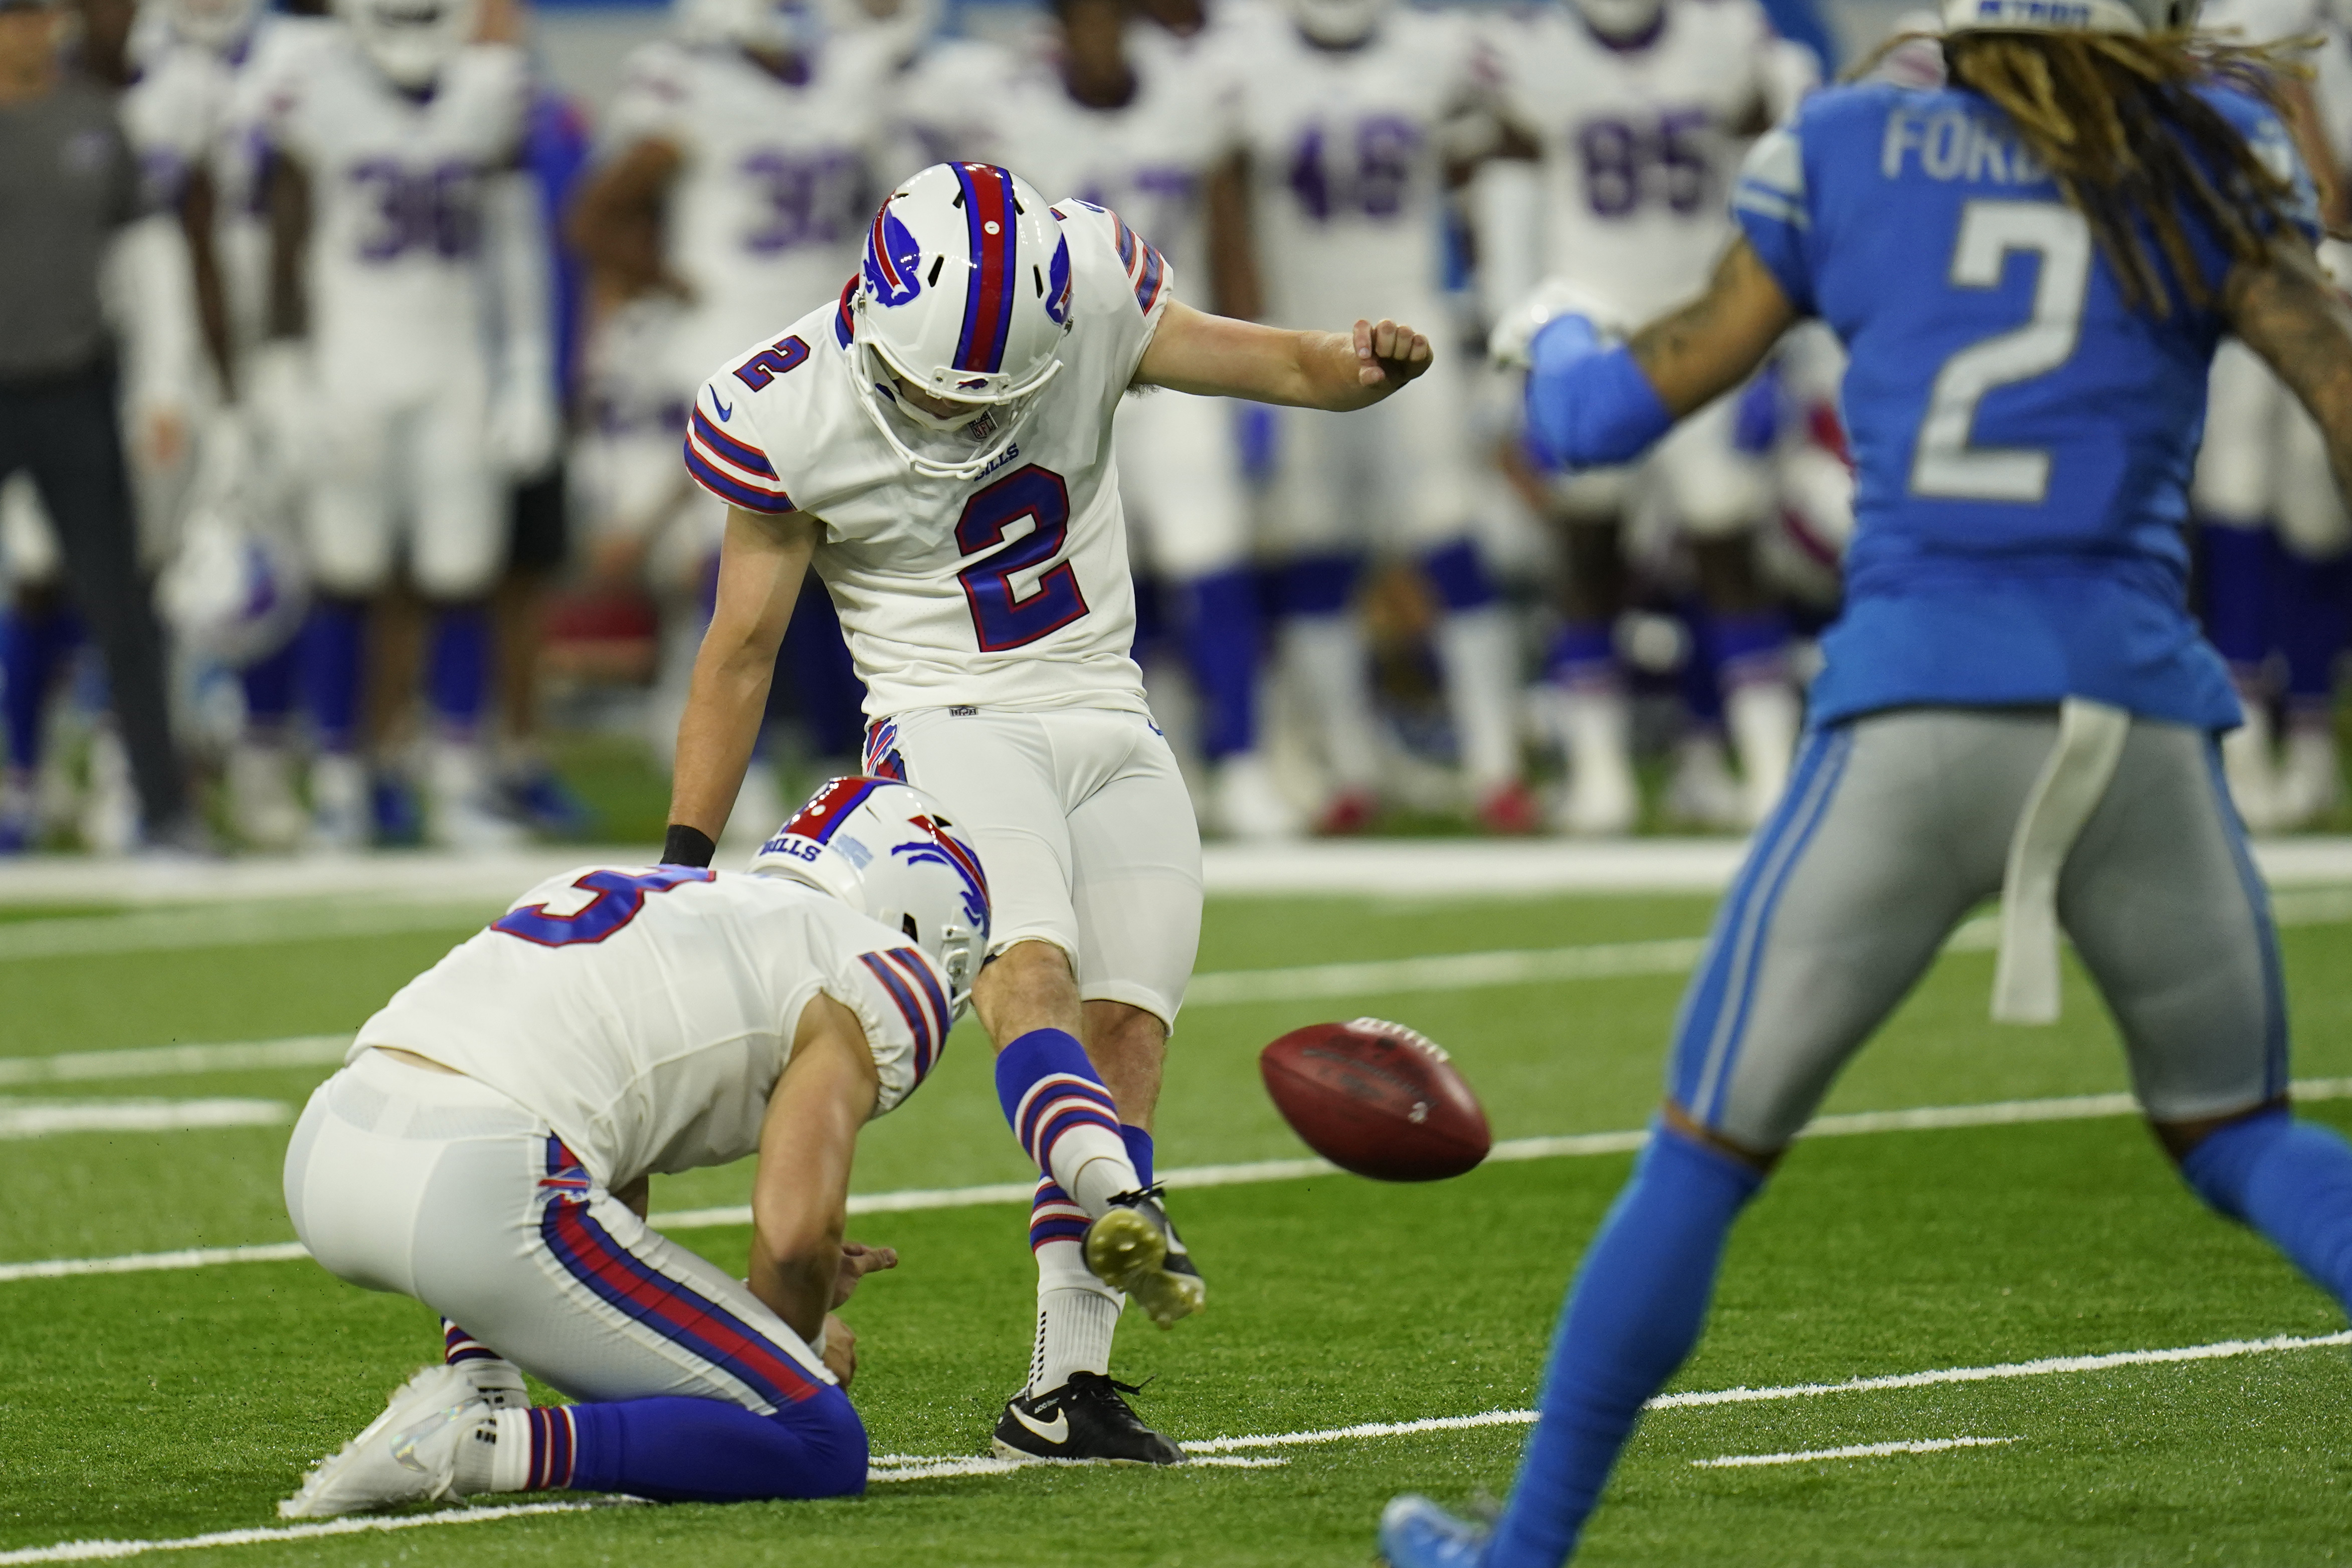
xmin=1381 ymin=0 xmax=2352 ymax=1561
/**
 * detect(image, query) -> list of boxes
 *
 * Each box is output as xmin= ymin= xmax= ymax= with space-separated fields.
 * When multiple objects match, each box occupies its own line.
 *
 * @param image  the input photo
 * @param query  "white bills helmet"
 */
xmin=1569 ymin=0 xmax=1665 ymax=42
xmin=1941 ymin=0 xmax=2194 ymax=35
xmin=850 ymin=162 xmax=1073 ymax=480
xmin=156 ymin=520 xmax=309 ymax=669
xmin=1286 ymin=0 xmax=1389 ymax=46
xmin=339 ymin=0 xmax=480 ymax=89
xmin=676 ymin=0 xmax=826 ymax=53
xmin=166 ymin=0 xmax=261 ymax=50
xmin=748 ymin=776 xmax=992 ymax=1020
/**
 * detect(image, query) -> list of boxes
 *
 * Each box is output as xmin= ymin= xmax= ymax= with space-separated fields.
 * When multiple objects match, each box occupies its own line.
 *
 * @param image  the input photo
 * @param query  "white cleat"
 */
xmin=79 ymin=726 xmax=138 ymax=857
xmin=2274 ymin=722 xmax=2344 ymax=828
xmin=1550 ymin=684 xmax=1639 ymax=837
xmin=309 ymin=752 xmax=370 ymax=853
xmin=1663 ymin=732 xmax=1745 ymax=831
xmin=229 ymin=743 xmax=308 ymax=852
xmin=427 ymin=743 xmax=524 ymax=851
xmin=279 ymin=1363 xmax=490 ymax=1519
xmin=1725 ymin=679 xmax=1802 ymax=829
xmin=1211 ymin=751 xmax=1302 ymax=841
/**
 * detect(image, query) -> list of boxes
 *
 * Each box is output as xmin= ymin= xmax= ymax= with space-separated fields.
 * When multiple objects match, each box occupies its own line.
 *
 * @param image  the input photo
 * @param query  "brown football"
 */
xmin=1259 ymin=1018 xmax=1492 ymax=1182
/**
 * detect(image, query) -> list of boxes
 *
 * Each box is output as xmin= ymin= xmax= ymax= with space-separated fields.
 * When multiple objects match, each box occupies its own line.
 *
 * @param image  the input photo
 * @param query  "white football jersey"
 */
xmin=684 ymin=200 xmax=1167 ymax=717
xmin=1227 ymin=9 xmax=1485 ymax=327
xmin=261 ymin=38 xmax=527 ymax=402
xmin=605 ymin=39 xmax=892 ymax=395
xmin=992 ymin=53 xmax=1227 ymax=291
xmin=354 ymin=868 xmax=952 ymax=1189
xmin=1491 ymin=0 xmax=1783 ymax=323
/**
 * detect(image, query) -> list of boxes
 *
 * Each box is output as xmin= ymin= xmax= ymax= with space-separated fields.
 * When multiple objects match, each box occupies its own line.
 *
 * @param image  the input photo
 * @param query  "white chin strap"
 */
xmin=1940 ymin=0 xmax=2150 ymax=34
xmin=852 ymin=339 xmax=1061 ymax=481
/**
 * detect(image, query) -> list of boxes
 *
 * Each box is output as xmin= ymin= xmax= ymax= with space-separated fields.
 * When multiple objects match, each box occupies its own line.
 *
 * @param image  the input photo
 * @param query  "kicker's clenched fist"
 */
xmin=1353 ymin=318 xmax=1435 ymax=388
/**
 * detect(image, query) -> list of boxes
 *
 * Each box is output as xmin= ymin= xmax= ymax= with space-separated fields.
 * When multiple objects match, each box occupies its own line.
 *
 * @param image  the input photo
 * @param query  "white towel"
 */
xmin=1991 ymin=698 xmax=2132 ymax=1025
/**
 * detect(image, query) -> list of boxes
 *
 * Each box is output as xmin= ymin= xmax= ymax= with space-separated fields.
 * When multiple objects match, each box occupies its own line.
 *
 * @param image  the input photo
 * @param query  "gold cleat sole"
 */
xmin=1084 ymin=1208 xmax=1206 ymax=1329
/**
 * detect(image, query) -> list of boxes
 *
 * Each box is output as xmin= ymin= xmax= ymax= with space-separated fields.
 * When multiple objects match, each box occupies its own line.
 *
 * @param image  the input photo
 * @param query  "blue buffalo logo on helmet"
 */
xmin=1044 ymin=232 xmax=1073 ymax=326
xmin=864 ymin=201 xmax=924 ymax=308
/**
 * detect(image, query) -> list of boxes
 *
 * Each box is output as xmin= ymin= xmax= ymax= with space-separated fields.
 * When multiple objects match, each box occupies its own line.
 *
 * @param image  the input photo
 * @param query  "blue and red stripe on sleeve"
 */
xmin=682 ymin=386 xmax=795 ymax=516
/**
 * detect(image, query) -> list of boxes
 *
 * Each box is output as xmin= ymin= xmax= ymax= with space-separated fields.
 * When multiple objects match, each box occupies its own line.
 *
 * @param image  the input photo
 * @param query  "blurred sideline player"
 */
xmin=2192 ymin=0 xmax=2352 ymax=828
xmin=1480 ymin=0 xmax=1817 ymax=835
xmin=259 ymin=0 xmax=556 ymax=850
xmin=996 ymin=0 xmax=1299 ymax=839
xmin=570 ymin=0 xmax=888 ymax=841
xmin=1219 ymin=0 xmax=1538 ymax=835
xmin=1382 ymin=4 xmax=2352 ymax=1563
xmin=661 ymin=162 xmax=1438 ymax=1459
xmin=276 ymin=778 xmax=977 ymax=1514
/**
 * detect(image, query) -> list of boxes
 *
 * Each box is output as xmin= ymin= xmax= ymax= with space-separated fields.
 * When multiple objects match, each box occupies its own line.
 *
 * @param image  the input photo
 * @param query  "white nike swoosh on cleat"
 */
xmin=1012 ymin=1407 xmax=1071 ymax=1445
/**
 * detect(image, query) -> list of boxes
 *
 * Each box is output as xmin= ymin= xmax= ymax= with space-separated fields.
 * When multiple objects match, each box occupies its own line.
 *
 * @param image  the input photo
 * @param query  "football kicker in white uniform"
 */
xmin=278 ymin=778 xmax=981 ymax=1515
xmin=663 ymin=158 xmax=1439 ymax=1462
xmin=259 ymin=0 xmax=555 ymax=850
xmin=995 ymin=0 xmax=1297 ymax=839
xmin=1482 ymin=0 xmax=1815 ymax=835
xmin=1225 ymin=0 xmax=1537 ymax=835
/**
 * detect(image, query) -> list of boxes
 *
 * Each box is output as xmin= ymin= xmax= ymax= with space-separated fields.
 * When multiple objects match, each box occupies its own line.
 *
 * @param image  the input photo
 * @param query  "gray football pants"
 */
xmin=1670 ymin=708 xmax=2289 ymax=1151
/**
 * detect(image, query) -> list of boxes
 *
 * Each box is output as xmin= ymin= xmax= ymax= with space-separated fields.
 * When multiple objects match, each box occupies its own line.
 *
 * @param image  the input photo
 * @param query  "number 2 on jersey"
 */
xmin=494 ymin=866 xmax=714 ymax=947
xmin=1911 ymin=201 xmax=2092 ymax=503
xmin=955 ymin=464 xmax=1091 ymax=652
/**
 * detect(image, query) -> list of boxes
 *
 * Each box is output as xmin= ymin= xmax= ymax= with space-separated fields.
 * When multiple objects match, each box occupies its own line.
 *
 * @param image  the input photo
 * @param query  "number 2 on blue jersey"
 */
xmin=494 ymin=866 xmax=715 ymax=947
xmin=1912 ymin=200 xmax=2092 ymax=503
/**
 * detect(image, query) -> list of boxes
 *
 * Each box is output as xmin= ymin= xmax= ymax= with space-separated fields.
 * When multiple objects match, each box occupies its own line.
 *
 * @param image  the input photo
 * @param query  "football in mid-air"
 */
xmin=1259 ymin=1018 xmax=1491 ymax=1182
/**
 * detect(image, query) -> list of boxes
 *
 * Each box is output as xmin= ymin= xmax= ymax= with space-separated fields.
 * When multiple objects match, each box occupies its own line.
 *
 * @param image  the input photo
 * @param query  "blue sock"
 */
xmin=1271 ymin=553 xmax=1359 ymax=620
xmin=1677 ymin=608 xmax=1724 ymax=728
xmin=241 ymin=642 xmax=299 ymax=734
xmin=428 ymin=605 xmax=489 ymax=734
xmin=1121 ymin=1123 xmax=1155 ymax=1187
xmin=2182 ymin=1107 xmax=2352 ymax=1310
xmin=1 ymin=609 xmax=65 ymax=770
xmin=1421 ymin=538 xmax=1497 ymax=614
xmin=561 ymin=1390 xmax=866 ymax=1502
xmin=2275 ymin=552 xmax=2350 ymax=716
xmin=994 ymin=1028 xmax=1126 ymax=1188
xmin=1546 ymin=622 xmax=1617 ymax=691
xmin=1710 ymin=610 xmax=1789 ymax=688
xmin=1486 ymin=1126 xmax=1765 ymax=1568
xmin=2199 ymin=522 xmax=2276 ymax=676
xmin=1173 ymin=566 xmax=1261 ymax=761
xmin=302 ymin=601 xmax=366 ymax=754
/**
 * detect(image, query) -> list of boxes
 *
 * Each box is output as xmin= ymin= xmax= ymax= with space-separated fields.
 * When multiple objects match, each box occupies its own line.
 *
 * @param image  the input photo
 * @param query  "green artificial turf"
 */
xmin=2 ymin=890 xmax=2349 ymax=1563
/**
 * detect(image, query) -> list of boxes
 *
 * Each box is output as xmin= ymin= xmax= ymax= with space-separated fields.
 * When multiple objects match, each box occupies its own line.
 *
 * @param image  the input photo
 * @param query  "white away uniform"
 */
xmin=285 ymin=866 xmax=950 ymax=1412
xmin=1490 ymin=0 xmax=1796 ymax=533
xmin=995 ymin=53 xmax=1246 ymax=581
xmin=1228 ymin=9 xmax=1485 ymax=552
xmin=603 ymin=39 xmax=892 ymax=401
xmin=261 ymin=39 xmax=532 ymax=598
xmin=684 ymin=201 xmax=1203 ymax=1024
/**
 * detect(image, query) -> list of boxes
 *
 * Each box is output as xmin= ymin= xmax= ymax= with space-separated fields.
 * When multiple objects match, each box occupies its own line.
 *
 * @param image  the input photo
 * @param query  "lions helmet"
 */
xmin=748 ymin=776 xmax=992 ymax=1020
xmin=850 ymin=163 xmax=1073 ymax=480
xmin=338 ymin=0 xmax=479 ymax=89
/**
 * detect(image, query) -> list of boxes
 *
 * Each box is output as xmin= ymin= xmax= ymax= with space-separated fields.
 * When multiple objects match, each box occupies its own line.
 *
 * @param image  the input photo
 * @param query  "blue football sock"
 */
xmin=1710 ymin=610 xmax=1790 ymax=688
xmin=427 ymin=605 xmax=490 ymax=735
xmin=1486 ymin=1126 xmax=1765 ymax=1568
xmin=1677 ymin=608 xmax=1725 ymax=727
xmin=995 ymin=1029 xmax=1129 ymax=1196
xmin=1174 ymin=566 xmax=1261 ymax=761
xmin=241 ymin=642 xmax=299 ymax=735
xmin=302 ymin=601 xmax=366 ymax=754
xmin=1421 ymin=539 xmax=1498 ymax=614
xmin=1546 ymin=622 xmax=1618 ymax=692
xmin=2198 ymin=522 xmax=2276 ymax=676
xmin=2275 ymin=552 xmax=2350 ymax=714
xmin=1 ymin=609 xmax=65 ymax=770
xmin=1272 ymin=553 xmax=1359 ymax=620
xmin=2182 ymin=1107 xmax=2352 ymax=1311
xmin=1121 ymin=1123 xmax=1155 ymax=1187
xmin=562 ymin=1390 xmax=866 ymax=1502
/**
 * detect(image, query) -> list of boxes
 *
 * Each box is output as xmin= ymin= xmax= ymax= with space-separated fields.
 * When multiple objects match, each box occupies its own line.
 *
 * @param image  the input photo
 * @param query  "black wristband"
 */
xmin=662 ymin=824 xmax=717 ymax=868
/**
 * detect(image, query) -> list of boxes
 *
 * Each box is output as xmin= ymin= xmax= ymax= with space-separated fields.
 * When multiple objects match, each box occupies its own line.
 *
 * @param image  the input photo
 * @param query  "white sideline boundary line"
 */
xmin=0 ymin=1099 xmax=288 ymax=1139
xmin=9 ymin=1077 xmax=2352 ymax=1283
xmin=3 ymin=1334 xmax=2342 ymax=1562
xmin=1692 ymin=1436 xmax=2016 ymax=1469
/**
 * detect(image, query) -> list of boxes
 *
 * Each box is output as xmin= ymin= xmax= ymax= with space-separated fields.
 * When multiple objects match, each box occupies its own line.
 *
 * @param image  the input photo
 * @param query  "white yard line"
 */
xmin=3 ymin=1331 xmax=2341 ymax=1562
xmin=0 ymin=1037 xmax=351 ymax=1088
xmin=0 ymin=1099 xmax=289 ymax=1139
xmin=0 ymin=904 xmax=494 ymax=963
xmin=867 ymin=1455 xmax=1287 ymax=1482
xmin=1691 ymin=1436 xmax=2017 ymax=1469
xmin=10 ymin=1078 xmax=2352 ymax=1283
xmin=0 ymin=1501 xmax=614 ymax=1565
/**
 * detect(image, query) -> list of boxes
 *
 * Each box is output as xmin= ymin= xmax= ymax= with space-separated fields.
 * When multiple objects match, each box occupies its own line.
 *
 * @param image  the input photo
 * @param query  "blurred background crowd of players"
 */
xmin=4 ymin=0 xmax=2349 ymax=857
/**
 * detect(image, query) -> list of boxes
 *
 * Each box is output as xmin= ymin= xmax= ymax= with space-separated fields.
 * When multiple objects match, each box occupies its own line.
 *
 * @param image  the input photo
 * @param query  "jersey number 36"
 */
xmin=955 ymin=464 xmax=1092 ymax=652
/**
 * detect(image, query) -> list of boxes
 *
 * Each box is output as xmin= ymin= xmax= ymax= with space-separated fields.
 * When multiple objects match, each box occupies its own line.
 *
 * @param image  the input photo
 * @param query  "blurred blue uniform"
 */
xmin=1735 ymin=81 xmax=2314 ymax=733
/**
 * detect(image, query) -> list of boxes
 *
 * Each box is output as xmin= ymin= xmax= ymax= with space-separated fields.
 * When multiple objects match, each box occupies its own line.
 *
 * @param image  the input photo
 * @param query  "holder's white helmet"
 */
xmin=850 ymin=162 xmax=1073 ymax=480
xmin=1286 ymin=0 xmax=1389 ymax=47
xmin=1941 ymin=0 xmax=2194 ymax=35
xmin=748 ymin=776 xmax=992 ymax=1020
xmin=166 ymin=0 xmax=261 ymax=50
xmin=339 ymin=0 xmax=480 ymax=89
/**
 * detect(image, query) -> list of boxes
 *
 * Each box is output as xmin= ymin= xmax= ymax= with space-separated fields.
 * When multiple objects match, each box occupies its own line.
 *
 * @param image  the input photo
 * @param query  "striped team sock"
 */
xmin=457 ymin=1406 xmax=579 ymax=1494
xmin=1028 ymin=1178 xmax=1121 ymax=1395
xmin=996 ymin=1029 xmax=1138 ymax=1214
xmin=441 ymin=1319 xmax=527 ymax=1408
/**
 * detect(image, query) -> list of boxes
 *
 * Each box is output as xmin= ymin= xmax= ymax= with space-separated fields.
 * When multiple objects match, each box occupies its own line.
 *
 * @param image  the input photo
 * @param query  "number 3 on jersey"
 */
xmin=1911 ymin=201 xmax=2092 ymax=503
xmin=955 ymin=464 xmax=1091 ymax=651
xmin=494 ymin=866 xmax=715 ymax=947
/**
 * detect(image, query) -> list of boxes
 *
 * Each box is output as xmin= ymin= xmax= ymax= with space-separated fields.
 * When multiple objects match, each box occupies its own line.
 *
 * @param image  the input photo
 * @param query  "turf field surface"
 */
xmin=3 ymin=866 xmax=2350 ymax=1565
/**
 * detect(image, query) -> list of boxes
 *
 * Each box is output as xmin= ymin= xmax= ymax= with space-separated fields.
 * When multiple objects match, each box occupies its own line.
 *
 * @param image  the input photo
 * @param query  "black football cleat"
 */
xmin=1083 ymin=1186 xmax=1206 ymax=1329
xmin=991 ymin=1371 xmax=1186 ymax=1465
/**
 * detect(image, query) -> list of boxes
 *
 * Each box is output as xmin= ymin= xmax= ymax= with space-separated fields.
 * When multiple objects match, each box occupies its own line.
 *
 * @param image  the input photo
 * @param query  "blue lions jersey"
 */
xmin=1733 ymin=81 xmax=2318 ymax=730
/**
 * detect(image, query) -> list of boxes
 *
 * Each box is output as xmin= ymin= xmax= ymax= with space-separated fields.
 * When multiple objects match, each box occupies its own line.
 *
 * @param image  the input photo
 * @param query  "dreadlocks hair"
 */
xmin=1854 ymin=30 xmax=2309 ymax=316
